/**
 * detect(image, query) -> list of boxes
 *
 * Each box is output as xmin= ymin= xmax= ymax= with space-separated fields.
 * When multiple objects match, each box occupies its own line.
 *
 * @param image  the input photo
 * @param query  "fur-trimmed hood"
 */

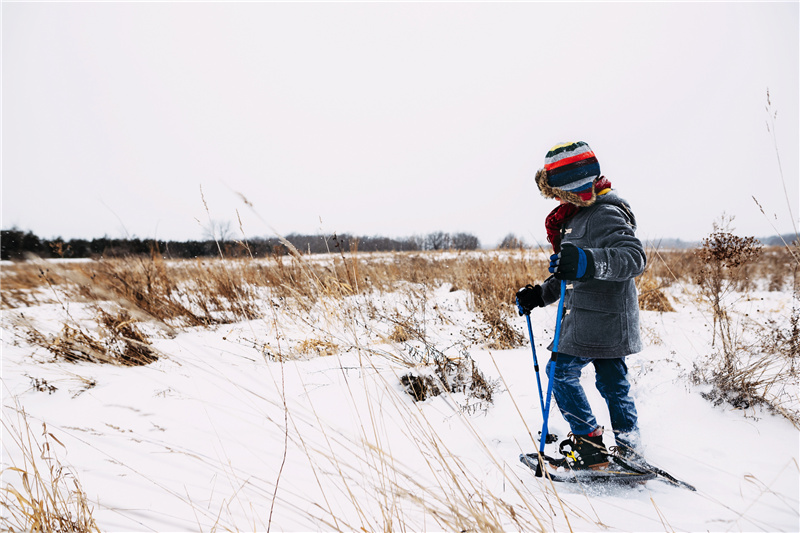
xmin=535 ymin=168 xmax=598 ymax=207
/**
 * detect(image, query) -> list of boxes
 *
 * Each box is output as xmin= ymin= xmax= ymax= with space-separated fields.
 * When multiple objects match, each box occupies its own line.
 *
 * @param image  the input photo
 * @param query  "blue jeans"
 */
xmin=545 ymin=353 xmax=639 ymax=447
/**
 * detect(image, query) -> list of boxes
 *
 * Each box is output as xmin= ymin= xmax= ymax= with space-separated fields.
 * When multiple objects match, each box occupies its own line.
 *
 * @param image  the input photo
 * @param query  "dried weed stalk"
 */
xmin=687 ymin=221 xmax=800 ymax=424
xmin=693 ymin=222 xmax=762 ymax=364
xmin=1 ymin=409 xmax=100 ymax=533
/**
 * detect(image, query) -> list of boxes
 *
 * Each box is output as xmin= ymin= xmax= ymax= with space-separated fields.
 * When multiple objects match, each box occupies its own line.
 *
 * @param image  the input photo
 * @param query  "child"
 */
xmin=516 ymin=141 xmax=646 ymax=469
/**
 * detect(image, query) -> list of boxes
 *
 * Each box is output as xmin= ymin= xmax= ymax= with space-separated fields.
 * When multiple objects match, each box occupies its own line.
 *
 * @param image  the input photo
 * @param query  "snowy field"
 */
xmin=1 ymin=251 xmax=798 ymax=532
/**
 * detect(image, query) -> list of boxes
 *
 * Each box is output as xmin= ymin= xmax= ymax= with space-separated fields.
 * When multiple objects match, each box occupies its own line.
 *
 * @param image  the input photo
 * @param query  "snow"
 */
xmin=2 ymin=260 xmax=798 ymax=532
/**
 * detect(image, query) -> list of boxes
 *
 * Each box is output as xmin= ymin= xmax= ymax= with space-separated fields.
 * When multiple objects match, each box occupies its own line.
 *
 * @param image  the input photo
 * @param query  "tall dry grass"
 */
xmin=1 ymin=249 xmax=560 ymax=530
xmin=3 ymin=240 xmax=798 ymax=529
xmin=1 ymin=407 xmax=100 ymax=533
xmin=3 ymin=249 xmax=548 ymax=355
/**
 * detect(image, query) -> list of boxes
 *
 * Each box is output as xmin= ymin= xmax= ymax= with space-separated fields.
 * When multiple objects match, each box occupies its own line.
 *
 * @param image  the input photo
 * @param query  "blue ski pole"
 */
xmin=517 ymin=299 xmax=546 ymax=416
xmin=535 ymin=279 xmax=566 ymax=477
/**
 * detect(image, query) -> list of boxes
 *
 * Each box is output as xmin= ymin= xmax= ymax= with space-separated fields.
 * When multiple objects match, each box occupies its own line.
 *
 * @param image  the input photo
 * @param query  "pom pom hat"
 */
xmin=535 ymin=141 xmax=602 ymax=207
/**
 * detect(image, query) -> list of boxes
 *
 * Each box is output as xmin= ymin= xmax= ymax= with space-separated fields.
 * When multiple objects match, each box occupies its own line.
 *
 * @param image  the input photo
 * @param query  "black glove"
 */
xmin=515 ymin=284 xmax=544 ymax=315
xmin=549 ymin=243 xmax=596 ymax=281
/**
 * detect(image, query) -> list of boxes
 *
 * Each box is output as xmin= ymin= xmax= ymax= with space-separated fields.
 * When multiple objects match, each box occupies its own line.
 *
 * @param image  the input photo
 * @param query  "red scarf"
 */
xmin=545 ymin=178 xmax=612 ymax=253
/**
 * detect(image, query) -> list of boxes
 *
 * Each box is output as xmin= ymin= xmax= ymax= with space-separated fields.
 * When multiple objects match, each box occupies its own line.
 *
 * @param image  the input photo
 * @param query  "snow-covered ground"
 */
xmin=2 ymin=260 xmax=798 ymax=532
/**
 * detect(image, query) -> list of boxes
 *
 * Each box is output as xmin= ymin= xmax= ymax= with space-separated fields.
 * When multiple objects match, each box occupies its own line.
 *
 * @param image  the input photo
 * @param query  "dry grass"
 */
xmin=1 ymin=407 xmax=100 ymax=533
xmin=646 ymin=245 xmax=798 ymax=293
xmin=296 ymin=338 xmax=339 ymax=357
xmin=20 ymin=307 xmax=158 ymax=366
xmin=2 ymin=249 xmax=558 ymax=530
xmin=3 ymin=249 xmax=548 ymax=350
xmin=637 ymin=269 xmax=676 ymax=312
xmin=464 ymin=255 xmax=533 ymax=349
xmin=678 ymin=223 xmax=800 ymax=426
xmin=622 ymin=239 xmax=799 ymax=426
xmin=758 ymin=246 xmax=799 ymax=292
xmin=76 ymin=256 xmax=261 ymax=327
xmin=388 ymin=324 xmax=413 ymax=343
xmin=1 ymin=263 xmax=75 ymax=308
xmin=3 ymin=243 xmax=799 ymax=530
xmin=641 ymin=247 xmax=696 ymax=286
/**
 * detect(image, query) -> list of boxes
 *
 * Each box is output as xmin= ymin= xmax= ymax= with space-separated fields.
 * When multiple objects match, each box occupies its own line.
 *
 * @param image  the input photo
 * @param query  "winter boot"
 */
xmin=611 ymin=430 xmax=646 ymax=467
xmin=550 ymin=428 xmax=610 ymax=470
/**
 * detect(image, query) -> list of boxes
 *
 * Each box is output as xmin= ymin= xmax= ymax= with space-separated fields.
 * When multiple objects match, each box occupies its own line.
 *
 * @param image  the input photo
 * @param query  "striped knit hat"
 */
xmin=535 ymin=141 xmax=602 ymax=206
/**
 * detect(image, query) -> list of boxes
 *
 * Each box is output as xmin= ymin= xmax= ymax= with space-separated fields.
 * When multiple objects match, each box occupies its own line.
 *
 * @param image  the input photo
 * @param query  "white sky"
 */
xmin=2 ymin=2 xmax=798 ymax=247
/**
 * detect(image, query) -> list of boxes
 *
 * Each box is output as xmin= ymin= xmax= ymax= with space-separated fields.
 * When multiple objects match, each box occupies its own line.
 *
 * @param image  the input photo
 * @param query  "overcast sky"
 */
xmin=3 ymin=2 xmax=798 ymax=248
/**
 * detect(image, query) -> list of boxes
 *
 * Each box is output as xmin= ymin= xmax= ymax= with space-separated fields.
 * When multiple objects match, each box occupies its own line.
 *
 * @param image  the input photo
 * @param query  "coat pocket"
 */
xmin=569 ymin=290 xmax=625 ymax=348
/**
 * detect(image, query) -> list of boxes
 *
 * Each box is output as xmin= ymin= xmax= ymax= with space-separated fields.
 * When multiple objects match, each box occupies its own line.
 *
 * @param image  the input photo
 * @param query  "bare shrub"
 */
xmin=694 ymin=220 xmax=762 ymax=361
xmin=685 ymin=221 xmax=800 ymax=422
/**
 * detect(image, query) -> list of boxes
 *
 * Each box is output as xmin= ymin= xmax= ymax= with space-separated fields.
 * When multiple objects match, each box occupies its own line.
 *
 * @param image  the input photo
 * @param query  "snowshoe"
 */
xmin=520 ymin=452 xmax=656 ymax=485
xmin=520 ymin=430 xmax=656 ymax=486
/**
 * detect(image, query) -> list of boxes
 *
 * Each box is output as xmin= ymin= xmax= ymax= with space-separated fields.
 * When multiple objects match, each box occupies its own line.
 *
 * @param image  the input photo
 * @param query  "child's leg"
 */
xmin=593 ymin=357 xmax=640 ymax=450
xmin=546 ymin=353 xmax=597 ymax=435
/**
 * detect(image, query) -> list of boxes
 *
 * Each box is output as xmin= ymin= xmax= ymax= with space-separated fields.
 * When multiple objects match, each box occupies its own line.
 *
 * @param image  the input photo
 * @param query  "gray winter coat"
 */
xmin=541 ymin=191 xmax=646 ymax=358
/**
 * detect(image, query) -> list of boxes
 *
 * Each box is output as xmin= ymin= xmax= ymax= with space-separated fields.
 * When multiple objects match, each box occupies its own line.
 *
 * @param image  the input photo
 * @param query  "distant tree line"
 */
xmin=497 ymin=233 xmax=528 ymax=250
xmin=0 ymin=228 xmax=482 ymax=261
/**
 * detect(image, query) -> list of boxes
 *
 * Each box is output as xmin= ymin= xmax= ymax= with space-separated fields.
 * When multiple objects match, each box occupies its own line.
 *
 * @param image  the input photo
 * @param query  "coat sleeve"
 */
xmin=540 ymin=275 xmax=561 ymax=306
xmin=585 ymin=205 xmax=646 ymax=282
